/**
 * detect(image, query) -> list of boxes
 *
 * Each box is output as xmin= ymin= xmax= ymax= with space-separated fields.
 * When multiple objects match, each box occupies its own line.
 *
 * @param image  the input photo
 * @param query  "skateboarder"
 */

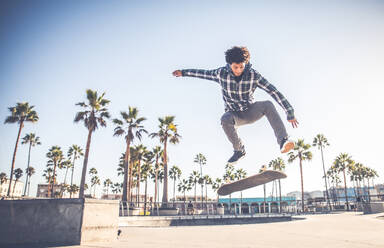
xmin=173 ymin=46 xmax=299 ymax=165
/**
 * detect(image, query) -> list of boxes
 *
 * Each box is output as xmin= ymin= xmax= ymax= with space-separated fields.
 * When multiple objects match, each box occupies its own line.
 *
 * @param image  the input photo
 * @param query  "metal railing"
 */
xmin=118 ymin=200 xmax=297 ymax=217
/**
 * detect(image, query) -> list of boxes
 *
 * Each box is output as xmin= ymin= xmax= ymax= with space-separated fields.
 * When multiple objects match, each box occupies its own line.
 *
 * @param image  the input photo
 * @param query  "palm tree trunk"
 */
xmin=200 ymin=165 xmax=203 ymax=210
xmin=27 ymin=175 xmax=32 ymax=196
xmin=263 ymin=184 xmax=266 ymax=213
xmin=70 ymin=153 xmax=76 ymax=198
xmin=205 ymin=183 xmax=208 ymax=213
xmin=47 ymin=174 xmax=52 ymax=198
xmin=343 ymin=169 xmax=349 ymax=211
xmin=183 ymin=191 xmax=186 ymax=214
xmin=7 ymin=121 xmax=23 ymax=197
xmin=240 ymin=191 xmax=243 ymax=214
xmin=320 ymin=146 xmax=331 ymax=210
xmin=63 ymin=167 xmax=69 ymax=185
xmin=367 ymin=179 xmax=371 ymax=203
xmin=299 ymin=155 xmax=305 ymax=212
xmin=137 ymin=160 xmax=141 ymax=205
xmin=336 ymin=181 xmax=340 ymax=206
xmin=123 ymin=139 xmax=131 ymax=203
xmin=194 ymin=183 xmax=197 ymax=203
xmin=23 ymin=142 xmax=32 ymax=196
xmin=279 ymin=179 xmax=282 ymax=213
xmin=353 ymin=179 xmax=358 ymax=205
xmin=144 ymin=179 xmax=148 ymax=216
xmin=51 ymin=161 xmax=58 ymax=198
xmin=161 ymin=138 xmax=168 ymax=207
xmin=173 ymin=179 xmax=176 ymax=207
xmin=79 ymin=128 xmax=93 ymax=198
xmin=154 ymin=156 xmax=158 ymax=207
xmin=12 ymin=179 xmax=18 ymax=196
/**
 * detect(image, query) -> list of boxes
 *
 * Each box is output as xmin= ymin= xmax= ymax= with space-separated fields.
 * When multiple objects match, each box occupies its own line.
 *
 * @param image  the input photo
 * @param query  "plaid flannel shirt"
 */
xmin=181 ymin=63 xmax=295 ymax=120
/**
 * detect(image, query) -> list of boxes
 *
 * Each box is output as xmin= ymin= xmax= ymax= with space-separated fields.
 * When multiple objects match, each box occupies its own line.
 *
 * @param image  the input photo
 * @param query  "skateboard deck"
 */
xmin=218 ymin=170 xmax=287 ymax=196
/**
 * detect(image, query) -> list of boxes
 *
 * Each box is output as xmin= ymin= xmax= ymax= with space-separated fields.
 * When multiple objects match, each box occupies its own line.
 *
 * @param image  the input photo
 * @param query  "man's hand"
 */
xmin=172 ymin=70 xmax=182 ymax=77
xmin=288 ymin=118 xmax=299 ymax=128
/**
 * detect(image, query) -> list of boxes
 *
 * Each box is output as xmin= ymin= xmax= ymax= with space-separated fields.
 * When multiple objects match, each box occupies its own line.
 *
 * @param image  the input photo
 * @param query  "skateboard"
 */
xmin=217 ymin=170 xmax=287 ymax=196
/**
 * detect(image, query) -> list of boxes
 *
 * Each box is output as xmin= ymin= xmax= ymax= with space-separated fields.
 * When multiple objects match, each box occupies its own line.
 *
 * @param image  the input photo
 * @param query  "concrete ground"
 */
xmin=62 ymin=212 xmax=384 ymax=248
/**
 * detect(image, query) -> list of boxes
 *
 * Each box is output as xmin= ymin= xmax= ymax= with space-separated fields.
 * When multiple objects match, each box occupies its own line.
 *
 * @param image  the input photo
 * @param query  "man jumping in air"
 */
xmin=173 ymin=46 xmax=299 ymax=165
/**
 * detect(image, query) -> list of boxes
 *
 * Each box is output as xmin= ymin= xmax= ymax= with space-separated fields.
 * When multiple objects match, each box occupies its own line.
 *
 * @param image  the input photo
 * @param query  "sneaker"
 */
xmin=227 ymin=149 xmax=246 ymax=165
xmin=280 ymin=137 xmax=294 ymax=153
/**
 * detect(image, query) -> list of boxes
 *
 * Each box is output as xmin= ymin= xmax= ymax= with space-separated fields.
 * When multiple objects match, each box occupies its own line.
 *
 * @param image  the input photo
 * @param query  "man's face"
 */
xmin=230 ymin=62 xmax=245 ymax=76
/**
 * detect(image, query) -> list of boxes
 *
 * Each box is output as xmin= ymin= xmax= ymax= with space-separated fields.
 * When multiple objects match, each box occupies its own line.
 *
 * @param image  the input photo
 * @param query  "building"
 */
xmin=102 ymin=194 xmax=152 ymax=203
xmin=174 ymin=195 xmax=214 ymax=202
xmin=218 ymin=196 xmax=297 ymax=214
xmin=36 ymin=184 xmax=76 ymax=198
xmin=0 ymin=179 xmax=24 ymax=197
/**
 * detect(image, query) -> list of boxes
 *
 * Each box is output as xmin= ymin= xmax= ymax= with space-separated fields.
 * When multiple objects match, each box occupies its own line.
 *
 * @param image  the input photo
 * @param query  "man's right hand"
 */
xmin=172 ymin=70 xmax=182 ymax=77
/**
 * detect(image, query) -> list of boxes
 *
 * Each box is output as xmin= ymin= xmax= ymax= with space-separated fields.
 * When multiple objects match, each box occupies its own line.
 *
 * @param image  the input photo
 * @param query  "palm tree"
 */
xmin=151 ymin=146 xmax=162 ymax=206
xmin=141 ymin=153 xmax=153 ymax=215
xmin=0 ymin=173 xmax=7 ymax=195
xmin=117 ymin=153 xmax=125 ymax=177
xmin=194 ymin=153 xmax=207 ymax=208
xmin=234 ymin=168 xmax=247 ymax=214
xmin=189 ymin=170 xmax=201 ymax=204
xmin=113 ymin=107 xmax=147 ymax=203
xmin=25 ymin=166 xmax=35 ymax=196
xmin=223 ymin=164 xmax=235 ymax=213
xmin=212 ymin=178 xmax=223 ymax=202
xmin=46 ymin=146 xmax=67 ymax=198
xmin=111 ymin=183 xmax=118 ymax=194
xmin=169 ymin=165 xmax=182 ymax=205
xmin=62 ymin=161 xmax=73 ymax=186
xmin=68 ymin=184 xmax=80 ymax=197
xmin=103 ymin=179 xmax=113 ymax=196
xmin=67 ymin=145 xmax=84 ymax=197
xmin=91 ymin=176 xmax=100 ymax=198
xmin=4 ymin=102 xmax=38 ymax=196
xmin=203 ymin=175 xmax=213 ymax=212
xmin=365 ymin=167 xmax=378 ymax=202
xmin=268 ymin=157 xmax=285 ymax=213
xmin=133 ymin=144 xmax=147 ymax=204
xmin=349 ymin=163 xmax=362 ymax=203
xmin=149 ymin=116 xmax=181 ymax=207
xmin=178 ymin=178 xmax=192 ymax=214
xmin=150 ymin=161 xmax=164 ymax=204
xmin=259 ymin=165 xmax=267 ymax=213
xmin=327 ymin=167 xmax=341 ymax=206
xmin=333 ymin=153 xmax=354 ymax=211
xmin=43 ymin=167 xmax=54 ymax=184
xmin=288 ymin=139 xmax=313 ymax=212
xmin=89 ymin=167 xmax=98 ymax=197
xmin=12 ymin=168 xmax=23 ymax=196
xmin=21 ymin=133 xmax=41 ymax=196
xmin=313 ymin=134 xmax=332 ymax=210
xmin=74 ymin=89 xmax=110 ymax=198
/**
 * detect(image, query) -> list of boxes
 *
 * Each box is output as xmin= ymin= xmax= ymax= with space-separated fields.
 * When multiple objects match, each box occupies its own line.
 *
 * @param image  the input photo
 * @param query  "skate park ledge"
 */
xmin=119 ymin=213 xmax=292 ymax=227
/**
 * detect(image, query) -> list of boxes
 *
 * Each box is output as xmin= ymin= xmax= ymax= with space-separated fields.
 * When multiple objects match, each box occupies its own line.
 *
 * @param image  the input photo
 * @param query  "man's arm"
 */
xmin=172 ymin=68 xmax=220 ymax=83
xmin=255 ymin=72 xmax=299 ymax=128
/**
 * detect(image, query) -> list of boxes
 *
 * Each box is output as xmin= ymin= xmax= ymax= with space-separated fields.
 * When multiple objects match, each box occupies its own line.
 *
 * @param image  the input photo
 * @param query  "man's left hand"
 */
xmin=288 ymin=118 xmax=299 ymax=128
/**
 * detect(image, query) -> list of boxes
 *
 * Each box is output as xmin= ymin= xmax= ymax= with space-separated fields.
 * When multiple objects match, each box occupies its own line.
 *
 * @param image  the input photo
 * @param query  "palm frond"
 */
xmin=74 ymin=111 xmax=87 ymax=123
xmin=75 ymin=102 xmax=88 ymax=108
xmin=4 ymin=116 xmax=19 ymax=124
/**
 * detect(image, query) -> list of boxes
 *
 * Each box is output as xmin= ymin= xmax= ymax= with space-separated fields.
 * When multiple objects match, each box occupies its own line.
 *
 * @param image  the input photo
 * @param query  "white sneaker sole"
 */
xmin=280 ymin=140 xmax=294 ymax=153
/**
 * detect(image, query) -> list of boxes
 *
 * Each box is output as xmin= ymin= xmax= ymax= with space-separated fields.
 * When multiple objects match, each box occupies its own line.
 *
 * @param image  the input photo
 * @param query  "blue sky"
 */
xmin=1 ymin=0 xmax=383 ymax=198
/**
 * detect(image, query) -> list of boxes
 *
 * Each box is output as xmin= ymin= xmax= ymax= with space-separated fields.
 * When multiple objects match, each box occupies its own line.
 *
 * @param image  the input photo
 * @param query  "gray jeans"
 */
xmin=221 ymin=100 xmax=288 ymax=151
